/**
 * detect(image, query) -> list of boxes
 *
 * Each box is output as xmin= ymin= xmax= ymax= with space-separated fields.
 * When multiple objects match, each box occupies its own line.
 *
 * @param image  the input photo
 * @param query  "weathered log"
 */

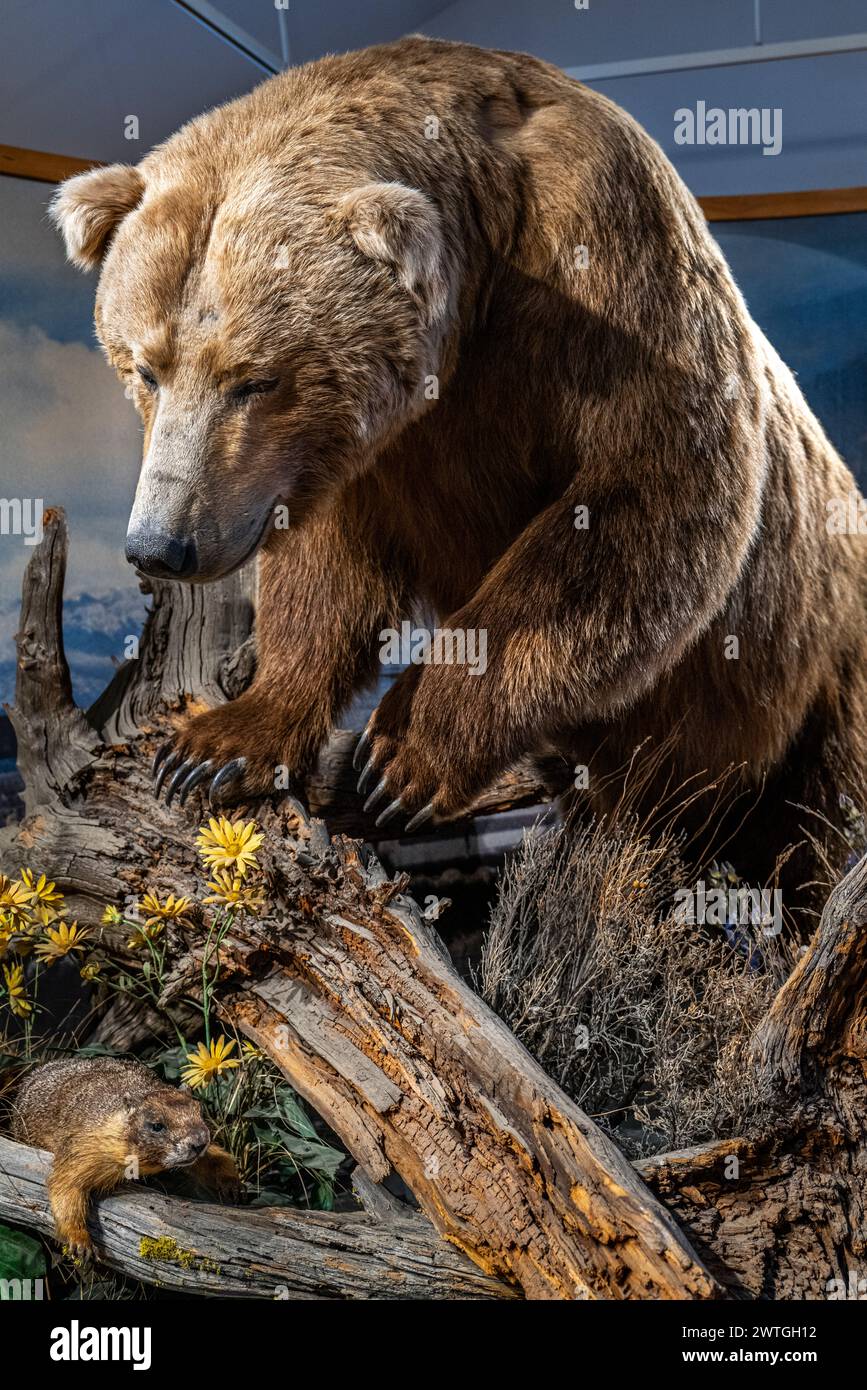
xmin=752 ymin=850 xmax=867 ymax=1087
xmin=207 ymin=838 xmax=721 ymax=1300
xmin=0 ymin=1136 xmax=512 ymax=1300
xmin=0 ymin=509 xmax=720 ymax=1300
xmin=634 ymin=855 xmax=867 ymax=1301
xmin=5 ymin=506 xmax=867 ymax=1301
xmin=5 ymin=509 xmax=100 ymax=814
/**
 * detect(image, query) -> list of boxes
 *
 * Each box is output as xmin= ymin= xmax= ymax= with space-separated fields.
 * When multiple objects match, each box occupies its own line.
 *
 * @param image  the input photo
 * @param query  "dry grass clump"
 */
xmin=478 ymin=817 xmax=794 ymax=1158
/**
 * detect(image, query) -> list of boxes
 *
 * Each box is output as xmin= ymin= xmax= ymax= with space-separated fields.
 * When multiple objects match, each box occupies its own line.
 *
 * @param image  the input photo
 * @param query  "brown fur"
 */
xmin=12 ymin=1058 xmax=238 ymax=1252
xmin=51 ymin=37 xmax=867 ymax=898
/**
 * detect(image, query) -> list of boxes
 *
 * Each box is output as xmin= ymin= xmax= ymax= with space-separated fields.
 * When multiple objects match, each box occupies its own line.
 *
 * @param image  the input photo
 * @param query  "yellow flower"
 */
xmin=181 ymin=1036 xmax=241 ymax=1090
xmin=35 ymin=921 xmax=91 ymax=963
xmin=196 ymin=817 xmax=263 ymax=878
xmin=203 ymin=869 xmax=265 ymax=916
xmin=139 ymin=891 xmax=194 ymax=930
xmin=19 ymin=867 xmax=65 ymax=922
xmin=241 ymin=1040 xmax=265 ymax=1062
xmin=0 ymin=875 xmax=33 ymax=931
xmin=80 ymin=957 xmax=102 ymax=981
xmin=3 ymin=963 xmax=32 ymax=1018
xmin=127 ymin=921 xmax=165 ymax=950
xmin=101 ymin=904 xmax=124 ymax=926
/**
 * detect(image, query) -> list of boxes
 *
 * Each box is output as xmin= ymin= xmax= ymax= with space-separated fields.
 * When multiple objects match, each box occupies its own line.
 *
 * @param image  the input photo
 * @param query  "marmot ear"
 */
xmin=332 ymin=181 xmax=449 ymax=328
xmin=122 ymin=1091 xmax=136 ymax=1113
xmin=49 ymin=163 xmax=144 ymax=271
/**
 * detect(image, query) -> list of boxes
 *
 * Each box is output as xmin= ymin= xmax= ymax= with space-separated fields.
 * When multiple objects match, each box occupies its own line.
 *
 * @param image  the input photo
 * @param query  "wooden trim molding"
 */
xmin=0 ymin=143 xmax=100 ymax=183
xmin=700 ymin=186 xmax=867 ymax=222
xmin=2 ymin=142 xmax=867 ymax=224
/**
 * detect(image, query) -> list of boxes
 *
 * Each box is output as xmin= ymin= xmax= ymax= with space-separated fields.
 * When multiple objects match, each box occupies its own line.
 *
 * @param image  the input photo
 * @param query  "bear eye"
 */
xmin=230 ymin=377 xmax=279 ymax=403
xmin=147 ymin=1120 xmax=166 ymax=1134
xmin=136 ymin=364 xmax=158 ymax=392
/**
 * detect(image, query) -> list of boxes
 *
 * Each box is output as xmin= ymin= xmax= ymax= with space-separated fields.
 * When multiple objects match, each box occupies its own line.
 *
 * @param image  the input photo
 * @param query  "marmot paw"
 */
xmin=61 ymin=1229 xmax=94 ymax=1261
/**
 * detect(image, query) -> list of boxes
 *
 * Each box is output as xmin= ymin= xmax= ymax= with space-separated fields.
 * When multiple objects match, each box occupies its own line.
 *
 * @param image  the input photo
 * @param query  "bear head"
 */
xmin=50 ymin=153 xmax=456 ymax=581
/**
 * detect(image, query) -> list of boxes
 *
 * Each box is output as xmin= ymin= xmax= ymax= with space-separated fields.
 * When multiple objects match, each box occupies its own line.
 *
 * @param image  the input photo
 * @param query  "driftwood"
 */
xmin=0 ymin=1136 xmax=512 ymax=1299
xmin=1 ymin=506 xmax=866 ymax=1300
xmin=634 ymin=851 xmax=867 ymax=1301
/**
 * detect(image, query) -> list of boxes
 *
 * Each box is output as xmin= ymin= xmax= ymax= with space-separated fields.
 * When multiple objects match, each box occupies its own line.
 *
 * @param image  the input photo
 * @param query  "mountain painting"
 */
xmin=0 ymin=173 xmax=146 ymax=819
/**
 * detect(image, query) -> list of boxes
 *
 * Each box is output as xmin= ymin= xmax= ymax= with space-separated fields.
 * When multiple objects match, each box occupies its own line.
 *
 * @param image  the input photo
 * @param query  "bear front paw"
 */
xmin=152 ymin=698 xmax=308 ymax=816
xmin=354 ymin=672 xmax=483 ymax=833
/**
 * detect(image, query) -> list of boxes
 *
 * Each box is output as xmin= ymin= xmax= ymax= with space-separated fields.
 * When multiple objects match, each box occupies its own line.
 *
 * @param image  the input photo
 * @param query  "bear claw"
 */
xmin=152 ymin=740 xmax=175 ymax=777
xmin=164 ymin=758 xmax=196 ymax=806
xmin=152 ymin=748 xmax=249 ymax=809
xmin=352 ymin=729 xmax=372 ymax=772
xmin=375 ymin=797 xmax=404 ymax=829
xmin=177 ymin=760 xmax=215 ymax=806
xmin=207 ymin=758 xmax=248 ymax=809
xmin=404 ymin=801 xmax=436 ymax=834
xmin=356 ymin=756 xmax=378 ymax=796
xmin=154 ymin=749 xmax=182 ymax=797
xmin=363 ymin=777 xmax=390 ymax=813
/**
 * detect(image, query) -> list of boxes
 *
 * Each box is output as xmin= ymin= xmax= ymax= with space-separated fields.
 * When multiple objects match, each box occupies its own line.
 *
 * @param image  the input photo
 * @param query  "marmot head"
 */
xmin=123 ymin=1085 xmax=210 ymax=1175
xmin=50 ymin=126 xmax=458 ymax=583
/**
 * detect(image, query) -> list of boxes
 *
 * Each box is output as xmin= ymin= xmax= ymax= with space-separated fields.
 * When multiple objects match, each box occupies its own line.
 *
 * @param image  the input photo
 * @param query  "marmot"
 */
xmin=11 ymin=1057 xmax=240 ymax=1254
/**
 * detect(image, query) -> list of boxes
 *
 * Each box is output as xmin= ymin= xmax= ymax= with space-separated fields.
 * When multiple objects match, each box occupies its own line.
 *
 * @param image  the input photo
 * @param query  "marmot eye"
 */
xmin=147 ymin=1120 xmax=166 ymax=1134
xmin=231 ymin=377 xmax=279 ymax=402
xmin=136 ymin=364 xmax=158 ymax=392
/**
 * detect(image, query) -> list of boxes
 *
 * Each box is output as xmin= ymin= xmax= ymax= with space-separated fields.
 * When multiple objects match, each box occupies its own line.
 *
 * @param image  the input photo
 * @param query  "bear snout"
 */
xmin=126 ymin=524 xmax=198 ymax=579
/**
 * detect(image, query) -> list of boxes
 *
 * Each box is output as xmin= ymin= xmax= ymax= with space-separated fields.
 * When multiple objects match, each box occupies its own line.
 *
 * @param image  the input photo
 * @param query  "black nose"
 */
xmin=126 ymin=526 xmax=197 ymax=578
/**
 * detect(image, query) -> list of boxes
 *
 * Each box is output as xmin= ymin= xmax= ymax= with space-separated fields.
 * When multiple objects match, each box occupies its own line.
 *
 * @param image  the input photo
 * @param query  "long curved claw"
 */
xmin=363 ymin=777 xmax=390 ymax=814
xmin=154 ymin=750 xmax=182 ymax=798
xmin=285 ymin=794 xmax=311 ymax=826
xmin=152 ymin=740 xmax=175 ymax=777
xmin=404 ymin=801 xmax=435 ymax=834
xmin=356 ymin=756 xmax=378 ymax=797
xmin=165 ymin=758 xmax=196 ymax=807
xmin=208 ymin=757 xmax=248 ymax=810
xmin=375 ymin=797 xmax=404 ymax=829
xmin=177 ymin=760 xmax=215 ymax=807
xmin=352 ymin=729 xmax=372 ymax=773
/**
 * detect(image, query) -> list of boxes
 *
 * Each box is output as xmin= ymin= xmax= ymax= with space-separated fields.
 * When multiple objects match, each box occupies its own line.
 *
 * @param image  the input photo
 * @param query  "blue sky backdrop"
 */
xmin=0 ymin=174 xmax=146 ymax=711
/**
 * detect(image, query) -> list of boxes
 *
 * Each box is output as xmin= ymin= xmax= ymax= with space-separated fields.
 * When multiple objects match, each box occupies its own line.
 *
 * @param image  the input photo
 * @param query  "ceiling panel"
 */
xmin=215 ymin=0 xmax=449 ymax=65
xmin=1 ymin=0 xmax=263 ymax=162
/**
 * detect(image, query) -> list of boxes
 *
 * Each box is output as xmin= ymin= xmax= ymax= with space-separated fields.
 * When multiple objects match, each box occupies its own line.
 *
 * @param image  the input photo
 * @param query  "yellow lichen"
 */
xmin=139 ymin=1235 xmax=220 ymax=1275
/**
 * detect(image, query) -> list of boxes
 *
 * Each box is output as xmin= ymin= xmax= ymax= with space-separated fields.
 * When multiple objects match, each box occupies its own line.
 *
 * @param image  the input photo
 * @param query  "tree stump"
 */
xmin=2 ymin=507 xmax=866 ymax=1301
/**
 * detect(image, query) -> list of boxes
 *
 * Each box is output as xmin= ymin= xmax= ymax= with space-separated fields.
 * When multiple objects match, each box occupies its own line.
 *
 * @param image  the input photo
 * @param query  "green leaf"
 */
xmin=314 ymin=1180 xmax=335 ymax=1211
xmin=274 ymin=1137 xmax=343 ymax=1179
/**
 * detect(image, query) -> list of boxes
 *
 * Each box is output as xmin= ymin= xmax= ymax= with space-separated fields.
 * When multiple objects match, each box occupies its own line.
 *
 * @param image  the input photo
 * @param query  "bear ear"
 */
xmin=49 ymin=163 xmax=144 ymax=270
xmin=332 ymin=181 xmax=449 ymax=327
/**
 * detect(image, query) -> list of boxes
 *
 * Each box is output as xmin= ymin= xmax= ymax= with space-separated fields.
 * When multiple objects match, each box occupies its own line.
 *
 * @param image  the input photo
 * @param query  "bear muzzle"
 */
xmin=125 ymin=523 xmax=199 ymax=579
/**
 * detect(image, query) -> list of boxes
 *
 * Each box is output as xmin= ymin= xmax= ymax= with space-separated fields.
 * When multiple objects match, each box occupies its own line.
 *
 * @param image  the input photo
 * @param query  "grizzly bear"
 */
xmin=51 ymin=36 xmax=867 ymax=898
